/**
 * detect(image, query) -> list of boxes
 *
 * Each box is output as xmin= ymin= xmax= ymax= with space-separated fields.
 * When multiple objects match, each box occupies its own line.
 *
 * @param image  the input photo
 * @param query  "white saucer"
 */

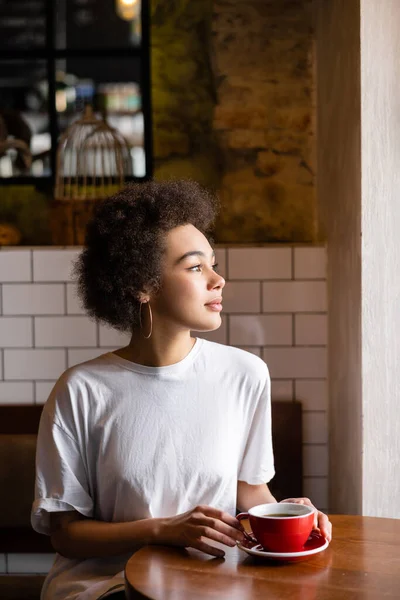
xmin=237 ymin=532 xmax=329 ymax=562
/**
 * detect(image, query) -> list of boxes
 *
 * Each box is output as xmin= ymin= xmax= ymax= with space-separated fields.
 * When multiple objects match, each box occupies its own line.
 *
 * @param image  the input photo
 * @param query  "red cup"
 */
xmin=237 ymin=502 xmax=315 ymax=553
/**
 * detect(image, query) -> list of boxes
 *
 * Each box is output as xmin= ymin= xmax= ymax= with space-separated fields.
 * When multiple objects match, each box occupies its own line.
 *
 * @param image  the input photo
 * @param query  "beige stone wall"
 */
xmin=212 ymin=0 xmax=316 ymax=242
xmin=151 ymin=0 xmax=317 ymax=243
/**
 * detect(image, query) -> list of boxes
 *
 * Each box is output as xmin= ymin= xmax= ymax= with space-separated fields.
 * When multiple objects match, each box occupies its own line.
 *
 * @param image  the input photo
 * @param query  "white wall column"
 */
xmin=316 ymin=0 xmax=400 ymax=517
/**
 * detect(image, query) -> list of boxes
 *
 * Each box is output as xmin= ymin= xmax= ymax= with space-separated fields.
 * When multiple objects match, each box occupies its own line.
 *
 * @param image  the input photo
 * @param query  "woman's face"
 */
xmin=150 ymin=224 xmax=225 ymax=333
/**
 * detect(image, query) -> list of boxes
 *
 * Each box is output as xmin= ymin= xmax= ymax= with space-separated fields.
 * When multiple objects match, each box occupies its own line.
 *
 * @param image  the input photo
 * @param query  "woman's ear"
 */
xmin=138 ymin=291 xmax=151 ymax=304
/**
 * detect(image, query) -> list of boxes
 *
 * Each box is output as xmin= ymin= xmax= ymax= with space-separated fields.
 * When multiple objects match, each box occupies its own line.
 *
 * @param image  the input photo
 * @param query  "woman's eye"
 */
xmin=188 ymin=263 xmax=218 ymax=273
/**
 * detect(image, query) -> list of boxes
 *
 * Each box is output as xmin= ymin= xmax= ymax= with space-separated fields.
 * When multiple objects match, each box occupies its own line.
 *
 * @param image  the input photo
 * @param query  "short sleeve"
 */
xmin=238 ymin=374 xmax=275 ymax=485
xmin=31 ymin=407 xmax=93 ymax=536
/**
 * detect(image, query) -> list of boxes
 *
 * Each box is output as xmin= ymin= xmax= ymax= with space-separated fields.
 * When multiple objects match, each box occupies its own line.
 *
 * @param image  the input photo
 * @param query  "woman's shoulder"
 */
xmin=43 ymin=353 xmax=113 ymax=415
xmin=57 ymin=352 xmax=117 ymax=386
xmin=200 ymin=339 xmax=269 ymax=381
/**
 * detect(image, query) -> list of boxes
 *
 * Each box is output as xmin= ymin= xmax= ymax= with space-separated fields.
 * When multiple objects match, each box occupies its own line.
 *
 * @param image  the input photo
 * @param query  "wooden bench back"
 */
xmin=0 ymin=401 xmax=302 ymax=553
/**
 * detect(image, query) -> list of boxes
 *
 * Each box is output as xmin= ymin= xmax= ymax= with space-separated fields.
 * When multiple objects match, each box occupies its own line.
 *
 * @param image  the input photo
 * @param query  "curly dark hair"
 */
xmin=74 ymin=179 xmax=218 ymax=332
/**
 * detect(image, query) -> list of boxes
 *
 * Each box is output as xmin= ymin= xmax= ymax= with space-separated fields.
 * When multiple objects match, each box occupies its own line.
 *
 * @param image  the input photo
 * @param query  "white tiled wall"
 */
xmin=0 ymin=245 xmax=328 ymax=573
xmin=205 ymin=246 xmax=328 ymax=512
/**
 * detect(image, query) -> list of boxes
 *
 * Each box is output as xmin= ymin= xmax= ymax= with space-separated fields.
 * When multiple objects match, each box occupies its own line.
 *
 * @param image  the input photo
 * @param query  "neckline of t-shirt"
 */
xmin=103 ymin=337 xmax=204 ymax=375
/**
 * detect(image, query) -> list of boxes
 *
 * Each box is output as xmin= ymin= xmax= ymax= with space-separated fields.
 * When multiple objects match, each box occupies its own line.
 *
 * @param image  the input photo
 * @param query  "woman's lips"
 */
xmin=205 ymin=300 xmax=223 ymax=312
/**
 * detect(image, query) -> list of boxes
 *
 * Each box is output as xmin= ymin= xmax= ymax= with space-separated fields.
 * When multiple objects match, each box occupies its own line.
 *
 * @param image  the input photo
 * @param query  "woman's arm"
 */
xmin=237 ymin=481 xmax=276 ymax=512
xmin=49 ymin=505 xmax=246 ymax=559
xmin=50 ymin=511 xmax=163 ymax=559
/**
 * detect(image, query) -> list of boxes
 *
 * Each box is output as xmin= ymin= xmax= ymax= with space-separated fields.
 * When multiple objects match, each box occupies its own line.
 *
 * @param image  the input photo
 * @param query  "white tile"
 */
xmin=35 ymin=381 xmax=56 ymax=404
xmin=35 ymin=316 xmax=96 ymax=347
xmin=0 ymin=250 xmax=31 ymax=282
xmin=214 ymin=248 xmax=227 ymax=279
xmin=98 ymin=325 xmax=131 ymax=347
xmin=303 ymin=412 xmax=328 ymax=444
xmin=4 ymin=349 xmax=66 ymax=380
xmin=0 ymin=317 xmax=32 ymax=347
xmin=262 ymin=281 xmax=327 ymax=312
xmin=230 ymin=315 xmax=292 ymax=346
xmin=271 ymin=379 xmax=293 ymax=401
xmin=2 ymin=284 xmax=65 ymax=315
xmin=303 ymin=477 xmax=328 ymax=509
xmin=7 ymin=553 xmax=55 ymax=574
xmin=228 ymin=248 xmax=291 ymax=280
xmin=236 ymin=346 xmax=262 ymax=357
xmin=33 ymin=249 xmax=80 ymax=282
xmin=68 ymin=348 xmax=115 ymax=368
xmin=263 ymin=347 xmax=327 ymax=379
xmin=66 ymin=283 xmax=85 ymax=315
xmin=0 ymin=382 xmax=34 ymax=404
xmin=303 ymin=445 xmax=329 ymax=477
xmin=295 ymin=314 xmax=327 ymax=346
xmin=0 ymin=553 xmax=5 ymax=573
xmin=222 ymin=282 xmax=260 ymax=313
xmin=294 ymin=247 xmax=327 ymax=279
xmin=195 ymin=318 xmax=227 ymax=345
xmin=295 ymin=380 xmax=328 ymax=411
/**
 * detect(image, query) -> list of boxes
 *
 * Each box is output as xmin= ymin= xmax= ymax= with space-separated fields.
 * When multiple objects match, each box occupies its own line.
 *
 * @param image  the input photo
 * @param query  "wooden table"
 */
xmin=125 ymin=515 xmax=400 ymax=599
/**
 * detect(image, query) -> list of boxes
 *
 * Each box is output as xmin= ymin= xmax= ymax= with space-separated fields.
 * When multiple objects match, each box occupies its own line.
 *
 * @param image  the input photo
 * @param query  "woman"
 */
xmin=32 ymin=179 xmax=332 ymax=600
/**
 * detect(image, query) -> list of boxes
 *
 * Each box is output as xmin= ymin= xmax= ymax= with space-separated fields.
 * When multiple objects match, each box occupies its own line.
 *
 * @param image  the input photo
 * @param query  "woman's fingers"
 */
xmin=199 ymin=516 xmax=245 ymax=544
xmin=193 ymin=539 xmax=225 ymax=558
xmin=187 ymin=506 xmax=246 ymax=551
xmin=317 ymin=511 xmax=332 ymax=542
xmin=280 ymin=497 xmax=332 ymax=540
xmin=280 ymin=497 xmax=316 ymax=524
xmin=281 ymin=497 xmax=309 ymax=505
xmin=198 ymin=506 xmax=241 ymax=530
xmin=200 ymin=526 xmax=238 ymax=548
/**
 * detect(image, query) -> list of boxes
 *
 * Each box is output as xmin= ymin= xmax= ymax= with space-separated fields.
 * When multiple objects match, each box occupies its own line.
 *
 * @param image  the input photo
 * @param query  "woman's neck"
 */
xmin=114 ymin=330 xmax=196 ymax=367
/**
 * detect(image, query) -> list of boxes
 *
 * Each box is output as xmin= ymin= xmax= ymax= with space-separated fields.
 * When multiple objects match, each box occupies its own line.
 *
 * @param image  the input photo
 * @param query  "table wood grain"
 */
xmin=125 ymin=515 xmax=400 ymax=599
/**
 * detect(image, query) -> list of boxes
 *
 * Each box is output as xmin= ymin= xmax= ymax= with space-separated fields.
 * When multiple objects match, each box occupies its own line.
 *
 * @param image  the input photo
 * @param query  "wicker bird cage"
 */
xmin=51 ymin=105 xmax=131 ymax=245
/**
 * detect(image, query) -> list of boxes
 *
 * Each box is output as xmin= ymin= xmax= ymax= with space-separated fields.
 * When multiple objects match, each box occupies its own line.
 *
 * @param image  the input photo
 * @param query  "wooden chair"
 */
xmin=269 ymin=400 xmax=302 ymax=500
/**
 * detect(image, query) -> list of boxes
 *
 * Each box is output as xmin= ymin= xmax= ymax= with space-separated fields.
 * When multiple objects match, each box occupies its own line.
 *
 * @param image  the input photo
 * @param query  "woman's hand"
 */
xmin=156 ymin=505 xmax=246 ymax=558
xmin=280 ymin=497 xmax=332 ymax=542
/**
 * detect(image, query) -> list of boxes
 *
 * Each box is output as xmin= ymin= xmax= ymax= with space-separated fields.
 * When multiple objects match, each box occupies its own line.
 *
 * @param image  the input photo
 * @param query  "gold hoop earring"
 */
xmin=139 ymin=301 xmax=153 ymax=339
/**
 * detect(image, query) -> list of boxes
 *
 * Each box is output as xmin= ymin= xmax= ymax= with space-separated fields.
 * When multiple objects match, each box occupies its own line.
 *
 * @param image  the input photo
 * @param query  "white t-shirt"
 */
xmin=31 ymin=338 xmax=275 ymax=600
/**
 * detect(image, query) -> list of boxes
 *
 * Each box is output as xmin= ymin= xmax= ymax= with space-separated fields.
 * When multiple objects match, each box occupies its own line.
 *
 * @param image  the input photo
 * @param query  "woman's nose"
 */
xmin=209 ymin=272 xmax=225 ymax=290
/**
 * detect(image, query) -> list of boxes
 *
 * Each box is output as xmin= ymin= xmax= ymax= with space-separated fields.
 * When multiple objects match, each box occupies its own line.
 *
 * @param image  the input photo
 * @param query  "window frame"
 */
xmin=0 ymin=0 xmax=153 ymax=186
